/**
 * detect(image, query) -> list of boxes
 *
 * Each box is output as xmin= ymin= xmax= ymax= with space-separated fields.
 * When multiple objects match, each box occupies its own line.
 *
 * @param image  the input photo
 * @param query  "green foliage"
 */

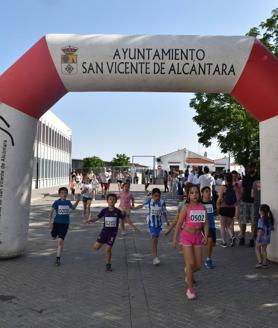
xmin=83 ymin=156 xmax=104 ymax=169
xmin=189 ymin=8 xmax=277 ymax=168
xmin=111 ymin=153 xmax=130 ymax=167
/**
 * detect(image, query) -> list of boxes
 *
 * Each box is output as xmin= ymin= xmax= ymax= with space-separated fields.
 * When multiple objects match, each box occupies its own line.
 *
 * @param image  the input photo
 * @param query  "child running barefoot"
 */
xmin=133 ymin=188 xmax=169 ymax=265
xmin=88 ymin=193 xmax=140 ymax=272
xmin=49 ymin=187 xmax=81 ymax=266
xmin=118 ymin=182 xmax=135 ymax=235
xmin=173 ymin=185 xmax=209 ymax=300
xmin=201 ymin=186 xmax=216 ymax=269
xmin=255 ymin=204 xmax=275 ymax=268
xmin=81 ymin=176 xmax=93 ymax=222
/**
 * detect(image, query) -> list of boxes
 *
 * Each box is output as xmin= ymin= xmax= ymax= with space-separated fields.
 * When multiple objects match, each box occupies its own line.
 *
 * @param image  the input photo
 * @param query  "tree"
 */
xmin=111 ymin=153 xmax=130 ymax=167
xmin=189 ymin=8 xmax=278 ymax=168
xmin=83 ymin=156 xmax=104 ymax=169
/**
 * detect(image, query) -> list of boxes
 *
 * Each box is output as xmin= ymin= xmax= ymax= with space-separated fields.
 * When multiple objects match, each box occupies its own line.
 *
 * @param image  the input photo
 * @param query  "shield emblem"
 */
xmin=61 ymin=46 xmax=78 ymax=75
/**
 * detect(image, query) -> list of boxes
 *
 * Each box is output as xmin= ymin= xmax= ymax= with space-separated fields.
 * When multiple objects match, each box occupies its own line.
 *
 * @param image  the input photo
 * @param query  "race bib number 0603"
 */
xmin=190 ymin=210 xmax=206 ymax=223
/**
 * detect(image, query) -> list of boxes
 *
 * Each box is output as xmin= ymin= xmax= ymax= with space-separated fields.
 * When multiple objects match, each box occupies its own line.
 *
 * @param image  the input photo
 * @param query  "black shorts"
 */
xmin=97 ymin=229 xmax=117 ymax=247
xmin=83 ymin=196 xmax=92 ymax=202
xmin=219 ymin=207 xmax=235 ymax=218
xmin=208 ymin=228 xmax=216 ymax=244
xmin=117 ymin=180 xmax=123 ymax=184
xmin=51 ymin=223 xmax=69 ymax=240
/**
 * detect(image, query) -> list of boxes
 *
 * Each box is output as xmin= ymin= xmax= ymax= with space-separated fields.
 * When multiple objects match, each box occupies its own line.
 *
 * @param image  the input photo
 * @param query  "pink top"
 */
xmin=119 ymin=191 xmax=133 ymax=209
xmin=233 ymin=179 xmax=242 ymax=202
xmin=184 ymin=203 xmax=206 ymax=229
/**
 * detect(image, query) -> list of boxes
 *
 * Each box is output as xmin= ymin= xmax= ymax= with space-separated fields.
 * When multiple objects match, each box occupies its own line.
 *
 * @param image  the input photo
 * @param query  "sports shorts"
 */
xmin=51 ymin=223 xmax=69 ymax=240
xmin=149 ymin=225 xmax=162 ymax=238
xmin=119 ymin=208 xmax=130 ymax=218
xmin=219 ymin=207 xmax=235 ymax=218
xmin=82 ymin=196 xmax=92 ymax=202
xmin=180 ymin=230 xmax=203 ymax=247
xmin=97 ymin=229 xmax=117 ymax=247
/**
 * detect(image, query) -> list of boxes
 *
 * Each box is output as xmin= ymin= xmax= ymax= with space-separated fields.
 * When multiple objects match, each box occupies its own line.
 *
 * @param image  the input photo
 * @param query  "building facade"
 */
xmin=32 ymin=111 xmax=72 ymax=189
xmin=157 ymin=148 xmax=214 ymax=172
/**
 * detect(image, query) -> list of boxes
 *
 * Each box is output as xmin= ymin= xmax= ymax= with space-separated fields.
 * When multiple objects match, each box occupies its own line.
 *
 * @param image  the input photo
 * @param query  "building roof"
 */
xmin=186 ymin=157 xmax=214 ymax=164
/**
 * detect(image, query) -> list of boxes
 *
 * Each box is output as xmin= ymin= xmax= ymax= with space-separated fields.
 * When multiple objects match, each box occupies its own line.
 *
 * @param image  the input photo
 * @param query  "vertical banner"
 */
xmin=0 ymin=103 xmax=37 ymax=258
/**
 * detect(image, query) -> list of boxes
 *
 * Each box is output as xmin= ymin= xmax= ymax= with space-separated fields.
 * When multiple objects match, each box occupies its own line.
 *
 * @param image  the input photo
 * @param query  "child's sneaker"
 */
xmin=106 ymin=263 xmax=113 ymax=272
xmin=205 ymin=258 xmax=214 ymax=269
xmin=220 ymin=241 xmax=228 ymax=248
xmin=230 ymin=236 xmax=237 ymax=247
xmin=186 ymin=288 xmax=196 ymax=300
xmin=153 ymin=257 xmax=161 ymax=265
xmin=55 ymin=258 xmax=61 ymax=266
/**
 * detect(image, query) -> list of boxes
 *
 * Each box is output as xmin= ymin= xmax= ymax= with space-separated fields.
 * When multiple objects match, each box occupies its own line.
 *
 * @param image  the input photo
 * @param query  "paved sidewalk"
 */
xmin=1 ymin=187 xmax=278 ymax=327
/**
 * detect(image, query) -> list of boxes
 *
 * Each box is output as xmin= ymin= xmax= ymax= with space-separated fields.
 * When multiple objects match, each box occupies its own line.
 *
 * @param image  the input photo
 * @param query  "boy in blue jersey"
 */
xmin=201 ymin=186 xmax=216 ymax=269
xmin=88 ymin=193 xmax=140 ymax=272
xmin=49 ymin=187 xmax=81 ymax=266
xmin=133 ymin=188 xmax=169 ymax=265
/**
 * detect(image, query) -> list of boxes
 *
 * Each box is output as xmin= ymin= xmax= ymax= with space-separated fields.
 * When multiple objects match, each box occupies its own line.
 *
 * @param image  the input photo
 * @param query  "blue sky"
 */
xmin=1 ymin=0 xmax=276 ymax=166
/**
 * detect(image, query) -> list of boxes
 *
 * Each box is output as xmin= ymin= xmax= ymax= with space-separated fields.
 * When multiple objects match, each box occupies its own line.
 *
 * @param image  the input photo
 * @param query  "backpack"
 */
xmin=224 ymin=185 xmax=237 ymax=206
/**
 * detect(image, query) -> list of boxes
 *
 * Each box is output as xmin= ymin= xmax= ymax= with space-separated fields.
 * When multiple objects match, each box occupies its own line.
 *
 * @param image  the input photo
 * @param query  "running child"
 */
xmin=201 ymin=186 xmax=216 ymax=269
xmin=49 ymin=187 xmax=81 ymax=266
xmin=255 ymin=204 xmax=274 ymax=268
xmin=81 ymin=176 xmax=93 ymax=221
xmin=118 ymin=182 xmax=135 ymax=235
xmin=69 ymin=178 xmax=77 ymax=200
xmin=173 ymin=184 xmax=208 ymax=300
xmin=133 ymin=188 xmax=169 ymax=265
xmin=91 ymin=174 xmax=99 ymax=201
xmin=88 ymin=193 xmax=140 ymax=272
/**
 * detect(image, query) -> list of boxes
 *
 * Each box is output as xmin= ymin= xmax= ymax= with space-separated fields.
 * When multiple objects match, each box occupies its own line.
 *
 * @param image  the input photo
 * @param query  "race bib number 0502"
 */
xmin=105 ymin=216 xmax=117 ymax=227
xmin=190 ymin=210 xmax=206 ymax=223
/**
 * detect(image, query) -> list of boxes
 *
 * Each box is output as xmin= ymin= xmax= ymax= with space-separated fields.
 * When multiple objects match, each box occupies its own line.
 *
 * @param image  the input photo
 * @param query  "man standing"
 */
xmin=239 ymin=163 xmax=257 ymax=247
xmin=198 ymin=166 xmax=215 ymax=192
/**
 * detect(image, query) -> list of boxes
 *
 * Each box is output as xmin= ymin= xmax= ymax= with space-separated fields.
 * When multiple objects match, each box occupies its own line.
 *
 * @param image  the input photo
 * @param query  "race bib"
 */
xmin=190 ymin=210 xmax=206 ymax=223
xmin=151 ymin=208 xmax=161 ymax=216
xmin=58 ymin=205 xmax=70 ymax=215
xmin=105 ymin=216 xmax=117 ymax=227
xmin=204 ymin=204 xmax=214 ymax=214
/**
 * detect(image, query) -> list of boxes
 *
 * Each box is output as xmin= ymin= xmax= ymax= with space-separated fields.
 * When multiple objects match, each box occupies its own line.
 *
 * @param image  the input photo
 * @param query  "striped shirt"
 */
xmin=144 ymin=198 xmax=166 ymax=228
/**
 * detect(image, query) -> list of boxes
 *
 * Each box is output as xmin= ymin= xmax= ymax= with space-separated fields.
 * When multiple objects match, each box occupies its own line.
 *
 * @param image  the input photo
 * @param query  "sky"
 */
xmin=1 ymin=0 xmax=276 ymax=166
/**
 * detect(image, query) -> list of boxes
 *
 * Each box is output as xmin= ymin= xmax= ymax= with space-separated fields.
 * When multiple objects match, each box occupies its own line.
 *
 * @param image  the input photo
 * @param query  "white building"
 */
xmin=32 ymin=111 xmax=72 ymax=189
xmin=214 ymin=156 xmax=245 ymax=175
xmin=157 ymin=148 xmax=214 ymax=172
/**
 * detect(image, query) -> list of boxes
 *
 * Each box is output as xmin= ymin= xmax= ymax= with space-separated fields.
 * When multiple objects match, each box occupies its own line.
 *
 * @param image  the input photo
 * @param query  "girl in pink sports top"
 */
xmin=173 ymin=184 xmax=209 ymax=300
xmin=118 ymin=182 xmax=135 ymax=235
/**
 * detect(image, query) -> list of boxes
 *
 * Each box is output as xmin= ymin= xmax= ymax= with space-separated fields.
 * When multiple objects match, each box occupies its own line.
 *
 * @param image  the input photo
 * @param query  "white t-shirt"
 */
xmin=82 ymin=183 xmax=93 ymax=198
xmin=199 ymin=173 xmax=215 ymax=191
xmin=99 ymin=172 xmax=109 ymax=183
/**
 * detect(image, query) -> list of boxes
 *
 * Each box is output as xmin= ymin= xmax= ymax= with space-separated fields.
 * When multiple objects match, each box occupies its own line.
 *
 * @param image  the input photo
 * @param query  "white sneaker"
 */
xmin=153 ymin=257 xmax=160 ymax=265
xmin=186 ymin=288 xmax=196 ymax=300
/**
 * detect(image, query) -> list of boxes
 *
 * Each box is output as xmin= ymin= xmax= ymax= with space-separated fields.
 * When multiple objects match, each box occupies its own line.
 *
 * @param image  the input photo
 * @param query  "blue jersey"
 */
xmin=202 ymin=200 xmax=216 ymax=229
xmin=257 ymin=217 xmax=273 ymax=245
xmin=52 ymin=199 xmax=73 ymax=224
xmin=144 ymin=198 xmax=166 ymax=228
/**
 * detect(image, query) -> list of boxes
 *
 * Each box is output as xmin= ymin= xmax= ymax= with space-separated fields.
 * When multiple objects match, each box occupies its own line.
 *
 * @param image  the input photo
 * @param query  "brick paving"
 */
xmin=0 ymin=185 xmax=277 ymax=327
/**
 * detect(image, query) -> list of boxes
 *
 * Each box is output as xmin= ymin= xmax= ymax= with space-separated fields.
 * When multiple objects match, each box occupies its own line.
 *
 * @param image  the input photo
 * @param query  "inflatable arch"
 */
xmin=0 ymin=34 xmax=278 ymax=260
